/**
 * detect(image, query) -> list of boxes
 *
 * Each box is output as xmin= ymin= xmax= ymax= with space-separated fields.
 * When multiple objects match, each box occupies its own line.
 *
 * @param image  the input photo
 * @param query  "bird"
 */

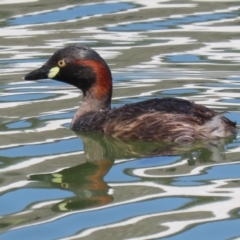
xmin=24 ymin=44 xmax=236 ymax=143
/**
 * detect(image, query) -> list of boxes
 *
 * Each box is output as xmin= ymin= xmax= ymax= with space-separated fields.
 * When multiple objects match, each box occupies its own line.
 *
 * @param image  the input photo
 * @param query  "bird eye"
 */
xmin=58 ymin=59 xmax=66 ymax=67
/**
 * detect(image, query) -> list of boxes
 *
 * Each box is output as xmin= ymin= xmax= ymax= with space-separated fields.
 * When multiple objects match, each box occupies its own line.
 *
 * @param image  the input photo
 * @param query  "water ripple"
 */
xmin=1 ymin=1 xmax=240 ymax=240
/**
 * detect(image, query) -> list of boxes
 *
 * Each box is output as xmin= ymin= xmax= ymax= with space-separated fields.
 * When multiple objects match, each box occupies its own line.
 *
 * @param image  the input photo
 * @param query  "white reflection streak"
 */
xmin=0 ymin=0 xmax=37 ymax=4
xmin=32 ymin=200 xmax=62 ymax=209
xmin=0 ymin=136 xmax=74 ymax=149
xmin=0 ymin=180 xmax=29 ymax=193
xmin=134 ymin=159 xmax=240 ymax=178
xmin=0 ymin=27 xmax=55 ymax=37
xmin=117 ymin=0 xmax=195 ymax=9
xmin=0 ymin=151 xmax=82 ymax=174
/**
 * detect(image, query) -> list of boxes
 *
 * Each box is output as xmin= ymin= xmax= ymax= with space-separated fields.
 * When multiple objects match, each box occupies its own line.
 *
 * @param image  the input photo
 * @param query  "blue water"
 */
xmin=166 ymin=54 xmax=210 ymax=63
xmin=8 ymin=3 xmax=136 ymax=25
xmin=7 ymin=120 xmax=32 ymax=129
xmin=0 ymin=188 xmax=73 ymax=215
xmin=0 ymin=93 xmax=55 ymax=102
xmin=0 ymin=138 xmax=82 ymax=158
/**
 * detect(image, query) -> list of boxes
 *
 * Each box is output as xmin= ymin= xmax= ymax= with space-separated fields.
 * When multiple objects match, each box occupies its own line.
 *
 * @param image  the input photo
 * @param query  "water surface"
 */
xmin=0 ymin=1 xmax=240 ymax=240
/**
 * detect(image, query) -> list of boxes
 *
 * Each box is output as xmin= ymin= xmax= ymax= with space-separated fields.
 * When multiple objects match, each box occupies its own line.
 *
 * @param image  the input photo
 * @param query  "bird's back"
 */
xmin=71 ymin=98 xmax=236 ymax=143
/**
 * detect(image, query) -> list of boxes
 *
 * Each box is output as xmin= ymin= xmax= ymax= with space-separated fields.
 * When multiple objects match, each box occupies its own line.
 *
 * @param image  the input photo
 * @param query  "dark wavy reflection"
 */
xmin=29 ymin=133 xmax=235 ymax=212
xmin=30 ymin=157 xmax=114 ymax=212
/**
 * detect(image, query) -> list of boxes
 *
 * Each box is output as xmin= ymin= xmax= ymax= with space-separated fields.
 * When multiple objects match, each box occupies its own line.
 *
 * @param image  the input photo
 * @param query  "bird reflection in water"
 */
xmin=29 ymin=133 xmax=235 ymax=212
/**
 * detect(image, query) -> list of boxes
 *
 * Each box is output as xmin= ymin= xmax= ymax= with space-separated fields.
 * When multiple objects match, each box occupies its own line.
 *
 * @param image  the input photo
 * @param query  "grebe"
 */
xmin=24 ymin=44 xmax=236 ymax=143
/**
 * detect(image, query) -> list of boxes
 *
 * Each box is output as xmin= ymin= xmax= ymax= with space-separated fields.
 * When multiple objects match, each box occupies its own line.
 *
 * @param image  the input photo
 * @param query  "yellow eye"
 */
xmin=58 ymin=59 xmax=66 ymax=67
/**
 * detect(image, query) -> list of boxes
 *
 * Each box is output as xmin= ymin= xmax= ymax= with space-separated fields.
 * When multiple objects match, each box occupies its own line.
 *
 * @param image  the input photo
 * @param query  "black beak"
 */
xmin=24 ymin=65 xmax=51 ymax=80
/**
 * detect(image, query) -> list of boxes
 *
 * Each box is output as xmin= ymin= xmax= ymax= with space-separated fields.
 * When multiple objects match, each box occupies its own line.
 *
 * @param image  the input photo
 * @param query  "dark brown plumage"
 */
xmin=24 ymin=44 xmax=236 ymax=143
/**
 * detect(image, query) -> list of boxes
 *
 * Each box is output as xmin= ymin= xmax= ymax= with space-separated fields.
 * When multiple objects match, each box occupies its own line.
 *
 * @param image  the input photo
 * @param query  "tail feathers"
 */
xmin=198 ymin=114 xmax=236 ymax=139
